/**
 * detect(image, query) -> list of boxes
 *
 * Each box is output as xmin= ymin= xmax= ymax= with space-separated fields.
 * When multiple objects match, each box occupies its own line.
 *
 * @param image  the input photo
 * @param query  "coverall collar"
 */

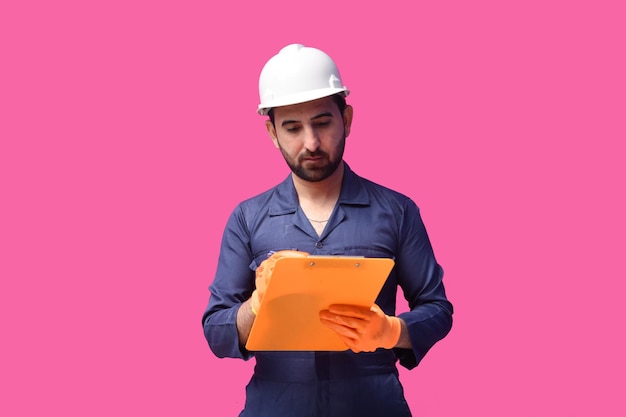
xmin=268 ymin=162 xmax=370 ymax=217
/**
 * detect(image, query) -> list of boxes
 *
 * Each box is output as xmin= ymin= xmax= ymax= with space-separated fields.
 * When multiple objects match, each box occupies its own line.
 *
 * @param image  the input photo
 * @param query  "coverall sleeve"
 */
xmin=201 ymin=205 xmax=255 ymax=360
xmin=393 ymin=199 xmax=453 ymax=369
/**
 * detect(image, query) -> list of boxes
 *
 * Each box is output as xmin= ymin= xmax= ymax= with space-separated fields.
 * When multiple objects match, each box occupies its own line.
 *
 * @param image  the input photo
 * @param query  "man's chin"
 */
xmin=293 ymin=166 xmax=332 ymax=182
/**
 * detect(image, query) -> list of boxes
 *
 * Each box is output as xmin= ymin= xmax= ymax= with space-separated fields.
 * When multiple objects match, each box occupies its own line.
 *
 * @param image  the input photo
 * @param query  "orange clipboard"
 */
xmin=245 ymin=256 xmax=395 ymax=351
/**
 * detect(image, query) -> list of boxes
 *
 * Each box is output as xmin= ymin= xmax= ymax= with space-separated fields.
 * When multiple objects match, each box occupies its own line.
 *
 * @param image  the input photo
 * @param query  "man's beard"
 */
xmin=279 ymin=135 xmax=345 ymax=183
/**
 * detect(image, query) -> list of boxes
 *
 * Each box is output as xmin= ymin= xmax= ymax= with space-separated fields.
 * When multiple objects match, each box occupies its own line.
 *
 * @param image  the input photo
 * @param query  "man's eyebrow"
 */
xmin=280 ymin=112 xmax=334 ymax=127
xmin=281 ymin=119 xmax=299 ymax=127
xmin=311 ymin=112 xmax=333 ymax=120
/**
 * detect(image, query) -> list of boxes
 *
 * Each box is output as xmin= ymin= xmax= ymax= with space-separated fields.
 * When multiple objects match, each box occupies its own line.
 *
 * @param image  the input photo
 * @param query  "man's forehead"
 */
xmin=273 ymin=96 xmax=338 ymax=121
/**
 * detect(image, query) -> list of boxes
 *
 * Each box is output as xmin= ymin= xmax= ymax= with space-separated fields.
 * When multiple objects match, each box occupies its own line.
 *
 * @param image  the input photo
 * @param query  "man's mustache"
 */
xmin=301 ymin=150 xmax=328 ymax=159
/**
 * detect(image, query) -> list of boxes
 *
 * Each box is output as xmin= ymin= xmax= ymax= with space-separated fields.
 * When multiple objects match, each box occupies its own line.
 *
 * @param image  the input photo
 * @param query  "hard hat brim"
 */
xmin=257 ymin=87 xmax=349 ymax=116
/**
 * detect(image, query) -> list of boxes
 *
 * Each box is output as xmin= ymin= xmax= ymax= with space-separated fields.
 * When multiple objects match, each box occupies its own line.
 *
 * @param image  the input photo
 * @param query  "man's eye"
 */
xmin=286 ymin=126 xmax=301 ymax=133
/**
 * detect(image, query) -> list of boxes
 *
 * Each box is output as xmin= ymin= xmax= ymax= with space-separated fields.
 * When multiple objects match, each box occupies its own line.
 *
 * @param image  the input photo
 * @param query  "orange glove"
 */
xmin=319 ymin=303 xmax=401 ymax=353
xmin=250 ymin=250 xmax=309 ymax=315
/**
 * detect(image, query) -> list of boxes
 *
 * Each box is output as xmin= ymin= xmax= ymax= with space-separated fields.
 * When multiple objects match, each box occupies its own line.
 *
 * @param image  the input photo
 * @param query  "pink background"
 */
xmin=1 ymin=1 xmax=624 ymax=416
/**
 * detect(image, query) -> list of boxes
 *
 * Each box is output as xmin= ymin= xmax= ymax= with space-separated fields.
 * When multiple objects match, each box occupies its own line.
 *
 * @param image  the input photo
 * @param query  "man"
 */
xmin=202 ymin=44 xmax=453 ymax=417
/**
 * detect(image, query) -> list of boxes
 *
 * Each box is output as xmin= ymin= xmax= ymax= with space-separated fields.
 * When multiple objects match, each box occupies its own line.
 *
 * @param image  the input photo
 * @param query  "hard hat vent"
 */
xmin=279 ymin=43 xmax=304 ymax=54
xmin=328 ymin=74 xmax=342 ymax=89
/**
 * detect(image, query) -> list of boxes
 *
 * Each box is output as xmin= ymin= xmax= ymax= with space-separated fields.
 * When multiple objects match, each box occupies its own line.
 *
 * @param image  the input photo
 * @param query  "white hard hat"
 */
xmin=257 ymin=44 xmax=350 ymax=116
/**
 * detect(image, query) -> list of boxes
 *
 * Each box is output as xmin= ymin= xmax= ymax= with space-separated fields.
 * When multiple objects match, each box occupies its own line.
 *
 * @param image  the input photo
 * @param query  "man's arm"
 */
xmin=396 ymin=318 xmax=411 ymax=349
xmin=202 ymin=206 xmax=256 ymax=360
xmin=236 ymin=299 xmax=256 ymax=347
xmin=393 ymin=199 xmax=453 ymax=368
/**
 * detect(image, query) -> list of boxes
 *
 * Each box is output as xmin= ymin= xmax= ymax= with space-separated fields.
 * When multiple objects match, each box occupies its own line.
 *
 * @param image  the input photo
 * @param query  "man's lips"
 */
xmin=301 ymin=153 xmax=325 ymax=162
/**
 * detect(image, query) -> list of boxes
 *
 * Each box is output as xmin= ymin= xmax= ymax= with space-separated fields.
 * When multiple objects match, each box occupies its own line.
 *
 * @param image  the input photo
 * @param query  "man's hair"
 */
xmin=268 ymin=94 xmax=348 ymax=126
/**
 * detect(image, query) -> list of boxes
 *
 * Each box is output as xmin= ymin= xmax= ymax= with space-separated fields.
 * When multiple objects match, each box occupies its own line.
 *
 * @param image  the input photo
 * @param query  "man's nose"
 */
xmin=303 ymin=127 xmax=320 ymax=152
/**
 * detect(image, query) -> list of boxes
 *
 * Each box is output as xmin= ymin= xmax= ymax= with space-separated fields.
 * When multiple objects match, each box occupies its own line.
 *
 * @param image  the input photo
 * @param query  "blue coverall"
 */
xmin=202 ymin=163 xmax=453 ymax=417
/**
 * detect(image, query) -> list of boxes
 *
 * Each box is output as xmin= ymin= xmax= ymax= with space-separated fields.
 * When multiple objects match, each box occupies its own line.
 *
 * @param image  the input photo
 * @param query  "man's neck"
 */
xmin=292 ymin=162 xmax=344 ymax=203
xmin=293 ymin=162 xmax=344 ymax=224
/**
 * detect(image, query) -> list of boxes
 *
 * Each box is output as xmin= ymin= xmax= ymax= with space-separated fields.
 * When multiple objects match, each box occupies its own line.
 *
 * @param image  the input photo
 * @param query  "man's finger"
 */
xmin=319 ymin=317 xmax=361 ymax=339
xmin=326 ymin=304 xmax=372 ymax=319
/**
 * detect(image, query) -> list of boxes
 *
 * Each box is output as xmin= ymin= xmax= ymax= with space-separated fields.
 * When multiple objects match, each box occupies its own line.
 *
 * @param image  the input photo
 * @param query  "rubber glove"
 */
xmin=250 ymin=250 xmax=309 ymax=315
xmin=319 ymin=303 xmax=401 ymax=353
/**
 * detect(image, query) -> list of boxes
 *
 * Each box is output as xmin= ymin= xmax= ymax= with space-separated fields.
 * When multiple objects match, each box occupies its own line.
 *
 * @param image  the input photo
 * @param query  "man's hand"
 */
xmin=250 ymin=250 xmax=309 ymax=315
xmin=319 ymin=304 xmax=401 ymax=353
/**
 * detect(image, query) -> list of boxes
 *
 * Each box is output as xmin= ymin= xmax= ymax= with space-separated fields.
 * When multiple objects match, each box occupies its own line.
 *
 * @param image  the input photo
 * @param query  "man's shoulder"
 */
xmin=351 ymin=170 xmax=414 ymax=205
xmin=235 ymin=175 xmax=292 ymax=212
xmin=236 ymin=185 xmax=279 ymax=210
xmin=361 ymin=175 xmax=409 ymax=197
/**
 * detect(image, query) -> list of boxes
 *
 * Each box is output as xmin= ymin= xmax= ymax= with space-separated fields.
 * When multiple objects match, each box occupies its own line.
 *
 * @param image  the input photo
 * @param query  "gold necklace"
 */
xmin=307 ymin=217 xmax=329 ymax=223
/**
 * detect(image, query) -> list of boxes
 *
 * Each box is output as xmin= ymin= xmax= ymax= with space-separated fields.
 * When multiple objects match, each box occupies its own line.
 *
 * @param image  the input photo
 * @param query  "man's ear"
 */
xmin=342 ymin=105 xmax=354 ymax=138
xmin=265 ymin=120 xmax=280 ymax=148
